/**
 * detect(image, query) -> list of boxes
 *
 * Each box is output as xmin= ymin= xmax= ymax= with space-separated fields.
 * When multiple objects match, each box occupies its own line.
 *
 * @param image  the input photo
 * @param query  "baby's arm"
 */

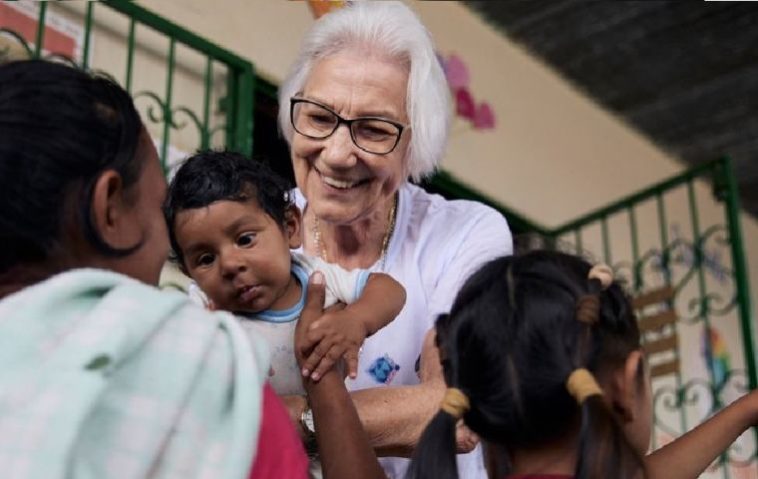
xmin=644 ymin=389 xmax=758 ymax=479
xmin=300 ymin=273 xmax=406 ymax=381
xmin=345 ymin=272 xmax=405 ymax=336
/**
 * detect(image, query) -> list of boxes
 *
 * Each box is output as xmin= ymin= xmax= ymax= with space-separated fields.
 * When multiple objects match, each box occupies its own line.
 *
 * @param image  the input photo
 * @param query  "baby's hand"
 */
xmin=300 ymin=308 xmax=368 ymax=381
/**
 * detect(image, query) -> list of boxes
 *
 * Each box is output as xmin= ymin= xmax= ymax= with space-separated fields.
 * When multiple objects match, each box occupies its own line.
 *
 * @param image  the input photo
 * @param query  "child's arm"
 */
xmin=300 ymin=272 xmax=406 ymax=381
xmin=344 ymin=272 xmax=405 ymax=336
xmin=644 ymin=390 xmax=758 ymax=479
xmin=306 ymin=370 xmax=387 ymax=479
xmin=297 ymin=272 xmax=388 ymax=479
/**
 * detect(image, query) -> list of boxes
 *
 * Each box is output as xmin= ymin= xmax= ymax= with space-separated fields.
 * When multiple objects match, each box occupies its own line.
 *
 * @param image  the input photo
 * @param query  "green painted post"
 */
xmin=656 ymin=194 xmax=671 ymax=285
xmin=244 ymin=64 xmax=255 ymax=156
xmin=225 ymin=68 xmax=239 ymax=151
xmin=81 ymin=2 xmax=94 ymax=69
xmin=601 ymin=216 xmax=611 ymax=265
xmin=721 ymin=156 xmax=758 ymax=475
xmin=33 ymin=2 xmax=47 ymax=58
xmin=125 ymin=18 xmax=135 ymax=93
xmin=160 ymin=38 xmax=176 ymax=173
xmin=721 ymin=158 xmax=757 ymax=390
xmin=202 ymin=57 xmax=212 ymax=149
xmin=628 ymin=206 xmax=641 ymax=291
xmin=233 ymin=64 xmax=255 ymax=156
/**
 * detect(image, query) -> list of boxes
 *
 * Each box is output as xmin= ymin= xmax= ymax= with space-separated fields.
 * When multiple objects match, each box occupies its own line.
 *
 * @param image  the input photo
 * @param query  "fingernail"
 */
xmin=302 ymin=369 xmax=309 ymax=377
xmin=311 ymin=372 xmax=320 ymax=381
xmin=313 ymin=271 xmax=324 ymax=285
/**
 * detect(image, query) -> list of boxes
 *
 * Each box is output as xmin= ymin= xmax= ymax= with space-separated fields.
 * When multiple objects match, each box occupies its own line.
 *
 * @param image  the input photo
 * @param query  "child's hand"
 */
xmin=455 ymin=420 xmax=480 ymax=453
xmin=300 ymin=308 xmax=368 ymax=381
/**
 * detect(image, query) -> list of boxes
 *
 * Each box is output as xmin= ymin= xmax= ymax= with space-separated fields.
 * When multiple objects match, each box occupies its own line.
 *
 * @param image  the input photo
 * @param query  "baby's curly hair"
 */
xmin=164 ymin=150 xmax=291 ymax=267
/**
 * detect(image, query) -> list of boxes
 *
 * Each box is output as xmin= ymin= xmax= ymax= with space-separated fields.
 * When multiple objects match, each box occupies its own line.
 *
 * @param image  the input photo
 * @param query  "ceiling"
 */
xmin=465 ymin=0 xmax=758 ymax=218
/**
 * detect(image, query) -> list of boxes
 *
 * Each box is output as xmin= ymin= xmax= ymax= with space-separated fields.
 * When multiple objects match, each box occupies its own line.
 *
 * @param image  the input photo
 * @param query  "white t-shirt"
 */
xmin=295 ymin=182 xmax=513 ymax=479
xmin=191 ymin=252 xmax=370 ymax=396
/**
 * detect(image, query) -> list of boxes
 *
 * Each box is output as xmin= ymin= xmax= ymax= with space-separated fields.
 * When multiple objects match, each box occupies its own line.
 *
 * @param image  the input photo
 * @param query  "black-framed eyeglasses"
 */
xmin=290 ymin=97 xmax=407 ymax=155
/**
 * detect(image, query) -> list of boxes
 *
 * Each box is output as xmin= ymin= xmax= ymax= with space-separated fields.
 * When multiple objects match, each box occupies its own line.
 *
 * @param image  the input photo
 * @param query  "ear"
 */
xmin=283 ymin=205 xmax=303 ymax=249
xmin=608 ymin=350 xmax=645 ymax=423
xmin=90 ymin=169 xmax=142 ymax=249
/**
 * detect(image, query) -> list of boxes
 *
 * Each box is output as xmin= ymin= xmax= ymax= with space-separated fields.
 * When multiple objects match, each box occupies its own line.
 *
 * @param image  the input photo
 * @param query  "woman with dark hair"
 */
xmin=0 ymin=59 xmax=373 ymax=479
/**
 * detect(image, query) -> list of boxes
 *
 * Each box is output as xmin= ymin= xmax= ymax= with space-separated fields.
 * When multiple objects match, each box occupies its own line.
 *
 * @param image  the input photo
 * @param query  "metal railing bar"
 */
xmin=34 ymin=2 xmax=47 ymax=58
xmin=160 ymin=37 xmax=176 ymax=172
xmin=628 ymin=206 xmax=641 ymax=290
xmin=202 ymin=56 xmax=212 ymax=149
xmin=125 ymin=17 xmax=136 ymax=92
xmin=601 ymin=215 xmax=611 ymax=264
xmin=721 ymin=157 xmax=757 ymax=391
xmin=81 ymin=2 xmax=94 ymax=69
xmin=103 ymin=0 xmax=251 ymax=71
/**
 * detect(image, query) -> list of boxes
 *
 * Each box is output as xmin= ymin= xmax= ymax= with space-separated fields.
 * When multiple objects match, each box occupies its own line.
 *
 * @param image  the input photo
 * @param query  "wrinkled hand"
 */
xmin=295 ymin=272 xmax=351 ymax=381
xmin=300 ymin=306 xmax=366 ymax=381
xmin=455 ymin=420 xmax=480 ymax=453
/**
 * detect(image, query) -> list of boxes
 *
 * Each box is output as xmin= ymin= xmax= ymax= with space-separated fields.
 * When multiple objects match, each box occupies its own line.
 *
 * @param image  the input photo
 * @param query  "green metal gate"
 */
xmin=549 ymin=157 xmax=756 ymax=478
xmin=0 ymin=0 xmax=254 ymax=172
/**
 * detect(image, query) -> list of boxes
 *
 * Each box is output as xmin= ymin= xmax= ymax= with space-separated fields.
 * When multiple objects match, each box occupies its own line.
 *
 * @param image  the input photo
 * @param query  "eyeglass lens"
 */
xmin=292 ymin=100 xmax=401 ymax=154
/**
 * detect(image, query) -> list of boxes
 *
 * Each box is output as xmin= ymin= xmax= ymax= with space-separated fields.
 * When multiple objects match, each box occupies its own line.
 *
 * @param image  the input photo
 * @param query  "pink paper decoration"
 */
xmin=473 ymin=102 xmax=495 ymax=129
xmin=445 ymin=54 xmax=470 ymax=90
xmin=455 ymin=87 xmax=476 ymax=120
xmin=442 ymin=52 xmax=496 ymax=131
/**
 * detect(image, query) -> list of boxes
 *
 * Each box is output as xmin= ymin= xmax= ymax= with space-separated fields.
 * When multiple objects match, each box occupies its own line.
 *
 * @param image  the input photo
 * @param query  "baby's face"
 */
xmin=174 ymin=199 xmax=300 ymax=313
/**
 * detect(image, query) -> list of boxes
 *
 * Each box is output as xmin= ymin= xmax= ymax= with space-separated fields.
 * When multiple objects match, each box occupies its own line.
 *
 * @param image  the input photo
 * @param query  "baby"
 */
xmin=164 ymin=151 xmax=406 ymax=396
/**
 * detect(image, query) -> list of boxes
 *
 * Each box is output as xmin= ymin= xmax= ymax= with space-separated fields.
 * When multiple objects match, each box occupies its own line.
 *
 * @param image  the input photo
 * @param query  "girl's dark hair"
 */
xmin=408 ymin=250 xmax=645 ymax=479
xmin=0 ymin=60 xmax=146 ymax=274
xmin=163 ymin=150 xmax=292 ymax=266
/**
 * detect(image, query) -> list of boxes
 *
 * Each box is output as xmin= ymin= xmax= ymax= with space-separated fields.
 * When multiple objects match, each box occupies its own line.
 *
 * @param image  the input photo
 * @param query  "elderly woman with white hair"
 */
xmin=278 ymin=2 xmax=512 ymax=478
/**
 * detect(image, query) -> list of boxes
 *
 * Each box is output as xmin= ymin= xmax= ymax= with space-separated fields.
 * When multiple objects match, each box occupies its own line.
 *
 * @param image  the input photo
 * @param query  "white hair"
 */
xmin=278 ymin=1 xmax=451 ymax=181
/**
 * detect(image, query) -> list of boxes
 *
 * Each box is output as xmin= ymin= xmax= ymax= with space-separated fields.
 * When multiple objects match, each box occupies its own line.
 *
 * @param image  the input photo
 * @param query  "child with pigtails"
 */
xmin=406 ymin=250 xmax=758 ymax=479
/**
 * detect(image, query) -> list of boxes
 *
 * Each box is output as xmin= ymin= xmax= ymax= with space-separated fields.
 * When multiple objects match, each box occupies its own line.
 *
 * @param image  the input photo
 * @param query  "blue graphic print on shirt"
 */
xmin=367 ymin=354 xmax=400 ymax=384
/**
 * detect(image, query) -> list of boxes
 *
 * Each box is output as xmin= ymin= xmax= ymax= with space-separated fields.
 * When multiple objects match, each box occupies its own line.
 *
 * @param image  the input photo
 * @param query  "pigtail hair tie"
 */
xmin=566 ymin=368 xmax=603 ymax=404
xmin=588 ymin=264 xmax=614 ymax=290
xmin=576 ymin=295 xmax=600 ymax=324
xmin=576 ymin=264 xmax=614 ymax=324
xmin=440 ymin=387 xmax=470 ymax=419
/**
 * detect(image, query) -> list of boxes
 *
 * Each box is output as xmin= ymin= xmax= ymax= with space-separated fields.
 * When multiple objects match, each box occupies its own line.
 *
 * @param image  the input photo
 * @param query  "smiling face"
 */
xmin=174 ymin=199 xmax=302 ymax=313
xmin=290 ymin=50 xmax=410 ymax=225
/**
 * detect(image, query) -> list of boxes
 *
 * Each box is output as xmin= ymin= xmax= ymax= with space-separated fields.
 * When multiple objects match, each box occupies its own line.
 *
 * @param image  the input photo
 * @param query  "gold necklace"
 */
xmin=312 ymin=193 xmax=398 ymax=270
